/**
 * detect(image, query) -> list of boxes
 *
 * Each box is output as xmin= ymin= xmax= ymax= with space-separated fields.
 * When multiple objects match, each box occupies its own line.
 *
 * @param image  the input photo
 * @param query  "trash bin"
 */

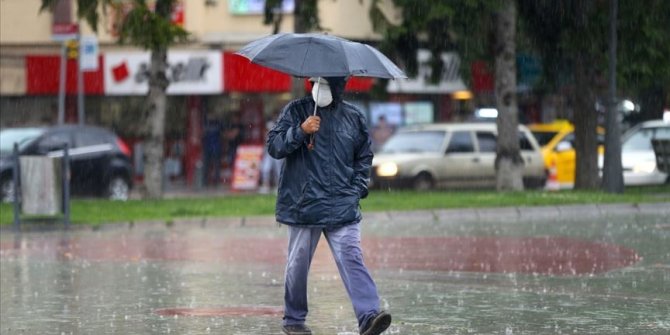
xmin=19 ymin=156 xmax=62 ymax=215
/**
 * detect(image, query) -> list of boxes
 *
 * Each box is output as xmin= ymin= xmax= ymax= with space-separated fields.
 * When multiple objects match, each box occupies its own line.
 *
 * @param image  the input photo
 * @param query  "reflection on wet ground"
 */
xmin=1 ymin=212 xmax=669 ymax=334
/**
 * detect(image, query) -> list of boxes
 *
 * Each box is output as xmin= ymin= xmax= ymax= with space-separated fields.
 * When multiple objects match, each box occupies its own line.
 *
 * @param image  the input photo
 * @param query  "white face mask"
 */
xmin=311 ymin=81 xmax=333 ymax=107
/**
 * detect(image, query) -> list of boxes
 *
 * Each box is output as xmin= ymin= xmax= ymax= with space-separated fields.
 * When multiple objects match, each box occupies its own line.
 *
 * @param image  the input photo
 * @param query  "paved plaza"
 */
xmin=1 ymin=203 xmax=669 ymax=334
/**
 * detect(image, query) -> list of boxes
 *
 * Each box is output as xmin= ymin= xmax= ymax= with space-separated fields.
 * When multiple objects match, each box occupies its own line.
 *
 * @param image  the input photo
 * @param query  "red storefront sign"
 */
xmin=24 ymin=52 xmax=374 ymax=95
xmin=302 ymin=77 xmax=374 ymax=92
xmin=345 ymin=77 xmax=374 ymax=92
xmin=471 ymin=60 xmax=494 ymax=93
xmin=224 ymin=52 xmax=291 ymax=92
xmin=26 ymin=55 xmax=104 ymax=95
xmin=224 ymin=52 xmax=374 ymax=93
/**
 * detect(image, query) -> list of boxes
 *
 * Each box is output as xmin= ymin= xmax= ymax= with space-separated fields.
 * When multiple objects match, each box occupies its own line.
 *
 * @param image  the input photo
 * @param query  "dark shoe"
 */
xmin=361 ymin=311 xmax=392 ymax=335
xmin=282 ymin=324 xmax=312 ymax=335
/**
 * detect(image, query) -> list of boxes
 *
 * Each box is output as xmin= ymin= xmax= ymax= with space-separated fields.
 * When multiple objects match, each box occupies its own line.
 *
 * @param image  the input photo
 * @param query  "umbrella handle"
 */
xmin=308 ymin=135 xmax=315 ymax=150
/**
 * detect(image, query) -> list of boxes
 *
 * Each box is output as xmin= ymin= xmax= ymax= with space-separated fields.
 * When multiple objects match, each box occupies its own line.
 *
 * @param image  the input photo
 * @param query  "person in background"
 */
xmin=224 ymin=112 xmax=244 ymax=170
xmin=201 ymin=117 xmax=223 ymax=186
xmin=267 ymin=76 xmax=392 ymax=335
xmin=371 ymin=115 xmax=395 ymax=152
xmin=259 ymin=116 xmax=283 ymax=194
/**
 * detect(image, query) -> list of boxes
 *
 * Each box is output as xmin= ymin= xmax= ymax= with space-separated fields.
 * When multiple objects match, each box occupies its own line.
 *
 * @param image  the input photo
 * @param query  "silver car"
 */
xmin=370 ymin=123 xmax=547 ymax=190
xmin=599 ymin=119 xmax=670 ymax=186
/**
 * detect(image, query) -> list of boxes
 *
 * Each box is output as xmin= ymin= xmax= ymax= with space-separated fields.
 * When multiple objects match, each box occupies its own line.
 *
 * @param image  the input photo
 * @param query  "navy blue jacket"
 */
xmin=267 ymin=96 xmax=373 ymax=228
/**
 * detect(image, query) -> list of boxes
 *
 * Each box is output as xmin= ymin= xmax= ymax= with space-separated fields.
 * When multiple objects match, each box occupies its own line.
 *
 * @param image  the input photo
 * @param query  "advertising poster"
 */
xmin=404 ymin=102 xmax=434 ymax=125
xmin=231 ymin=145 xmax=264 ymax=191
xmin=369 ymin=102 xmax=403 ymax=126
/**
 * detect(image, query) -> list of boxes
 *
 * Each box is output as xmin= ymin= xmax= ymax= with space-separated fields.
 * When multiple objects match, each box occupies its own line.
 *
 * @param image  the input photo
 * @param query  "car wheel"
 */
xmin=412 ymin=173 xmax=434 ymax=191
xmin=0 ymin=177 xmax=15 ymax=203
xmin=107 ymin=176 xmax=130 ymax=201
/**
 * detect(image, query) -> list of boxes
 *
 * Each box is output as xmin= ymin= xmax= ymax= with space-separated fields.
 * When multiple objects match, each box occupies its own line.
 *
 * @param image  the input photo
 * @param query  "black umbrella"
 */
xmin=236 ymin=33 xmax=406 ymax=149
xmin=235 ymin=33 xmax=407 ymax=80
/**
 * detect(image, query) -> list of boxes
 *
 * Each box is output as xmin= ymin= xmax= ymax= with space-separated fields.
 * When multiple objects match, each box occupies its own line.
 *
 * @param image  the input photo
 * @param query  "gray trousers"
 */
xmin=283 ymin=223 xmax=380 ymax=330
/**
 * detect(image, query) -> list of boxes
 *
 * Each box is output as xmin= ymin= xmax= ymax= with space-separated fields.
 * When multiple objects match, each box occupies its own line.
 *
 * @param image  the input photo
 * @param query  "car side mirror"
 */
xmin=555 ymin=141 xmax=572 ymax=152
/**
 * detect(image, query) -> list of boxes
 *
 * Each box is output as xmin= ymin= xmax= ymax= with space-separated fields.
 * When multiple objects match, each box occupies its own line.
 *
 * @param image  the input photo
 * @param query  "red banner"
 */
xmin=224 ymin=52 xmax=291 ymax=92
xmin=471 ymin=60 xmax=494 ymax=93
xmin=26 ymin=55 xmax=104 ymax=95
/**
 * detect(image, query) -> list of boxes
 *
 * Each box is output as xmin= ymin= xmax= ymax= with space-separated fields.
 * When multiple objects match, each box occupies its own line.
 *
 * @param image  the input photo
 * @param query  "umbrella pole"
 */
xmin=308 ymin=77 xmax=321 ymax=150
xmin=312 ymin=77 xmax=321 ymax=116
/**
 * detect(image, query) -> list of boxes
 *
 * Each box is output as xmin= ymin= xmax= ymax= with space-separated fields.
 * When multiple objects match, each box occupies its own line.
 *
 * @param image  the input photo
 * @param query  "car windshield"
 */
xmin=622 ymin=126 xmax=670 ymax=152
xmin=531 ymin=131 xmax=559 ymax=146
xmin=0 ymin=128 xmax=44 ymax=155
xmin=379 ymin=130 xmax=446 ymax=154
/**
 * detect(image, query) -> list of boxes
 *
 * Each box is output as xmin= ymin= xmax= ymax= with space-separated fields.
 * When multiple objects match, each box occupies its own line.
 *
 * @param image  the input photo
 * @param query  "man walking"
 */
xmin=267 ymin=77 xmax=391 ymax=335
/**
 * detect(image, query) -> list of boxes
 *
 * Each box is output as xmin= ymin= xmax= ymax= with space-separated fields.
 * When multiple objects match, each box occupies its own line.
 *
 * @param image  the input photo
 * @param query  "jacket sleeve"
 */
xmin=267 ymin=101 xmax=307 ymax=159
xmin=353 ymin=114 xmax=374 ymax=199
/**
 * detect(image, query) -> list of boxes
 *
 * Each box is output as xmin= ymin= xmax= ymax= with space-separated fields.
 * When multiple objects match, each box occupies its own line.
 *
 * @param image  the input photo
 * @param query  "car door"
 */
xmin=474 ymin=131 xmax=498 ymax=187
xmin=519 ymin=130 xmax=545 ymax=180
xmin=73 ymin=129 xmax=114 ymax=195
xmin=439 ymin=130 xmax=482 ymax=187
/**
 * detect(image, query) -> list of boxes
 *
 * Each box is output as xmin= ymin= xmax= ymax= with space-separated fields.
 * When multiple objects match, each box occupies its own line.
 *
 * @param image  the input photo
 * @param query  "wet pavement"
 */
xmin=1 ymin=205 xmax=669 ymax=334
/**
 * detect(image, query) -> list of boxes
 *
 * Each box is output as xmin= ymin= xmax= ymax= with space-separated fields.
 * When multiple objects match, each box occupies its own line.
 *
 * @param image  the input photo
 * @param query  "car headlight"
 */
xmin=377 ymin=162 xmax=398 ymax=177
xmin=632 ymin=161 xmax=656 ymax=173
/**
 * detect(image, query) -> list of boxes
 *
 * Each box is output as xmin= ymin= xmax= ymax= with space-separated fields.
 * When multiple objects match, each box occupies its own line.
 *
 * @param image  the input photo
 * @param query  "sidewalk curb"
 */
xmin=162 ymin=201 xmax=670 ymax=228
xmin=4 ymin=202 xmax=667 ymax=232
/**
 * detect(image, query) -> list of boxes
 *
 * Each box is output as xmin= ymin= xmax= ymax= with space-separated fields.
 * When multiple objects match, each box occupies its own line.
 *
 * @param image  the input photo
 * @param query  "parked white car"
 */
xmin=370 ymin=123 xmax=547 ymax=190
xmin=599 ymin=119 xmax=670 ymax=186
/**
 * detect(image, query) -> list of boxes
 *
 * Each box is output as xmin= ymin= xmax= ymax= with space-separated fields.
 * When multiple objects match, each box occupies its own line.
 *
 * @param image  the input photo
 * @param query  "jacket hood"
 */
xmin=320 ymin=77 xmax=347 ymax=103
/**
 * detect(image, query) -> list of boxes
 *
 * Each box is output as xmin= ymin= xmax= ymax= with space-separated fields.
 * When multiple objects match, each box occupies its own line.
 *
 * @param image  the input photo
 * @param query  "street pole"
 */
xmin=58 ymin=42 xmax=67 ymax=125
xmin=77 ymin=33 xmax=85 ymax=125
xmin=602 ymin=0 xmax=623 ymax=193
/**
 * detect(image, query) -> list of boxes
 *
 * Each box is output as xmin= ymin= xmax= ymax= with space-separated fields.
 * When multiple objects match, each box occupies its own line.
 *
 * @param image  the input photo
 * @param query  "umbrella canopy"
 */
xmin=235 ymin=33 xmax=407 ymax=79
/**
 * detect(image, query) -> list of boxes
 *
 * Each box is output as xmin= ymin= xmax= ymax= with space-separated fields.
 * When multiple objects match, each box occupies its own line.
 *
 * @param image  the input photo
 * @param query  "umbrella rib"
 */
xmin=299 ymin=37 xmax=313 ymax=77
xmin=335 ymin=39 xmax=351 ymax=76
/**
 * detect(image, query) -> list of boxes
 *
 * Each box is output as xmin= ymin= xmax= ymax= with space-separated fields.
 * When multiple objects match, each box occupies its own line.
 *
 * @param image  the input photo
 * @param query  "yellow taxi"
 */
xmin=528 ymin=120 xmax=604 ymax=189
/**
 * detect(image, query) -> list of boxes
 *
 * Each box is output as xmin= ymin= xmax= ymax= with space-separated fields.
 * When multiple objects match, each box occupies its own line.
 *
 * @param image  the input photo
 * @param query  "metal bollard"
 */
xmin=194 ymin=160 xmax=204 ymax=190
xmin=62 ymin=144 xmax=70 ymax=228
xmin=12 ymin=143 xmax=21 ymax=230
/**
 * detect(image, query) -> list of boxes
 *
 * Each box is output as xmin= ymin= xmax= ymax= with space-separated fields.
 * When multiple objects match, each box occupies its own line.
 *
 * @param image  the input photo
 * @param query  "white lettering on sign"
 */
xmin=133 ymin=57 xmax=211 ymax=84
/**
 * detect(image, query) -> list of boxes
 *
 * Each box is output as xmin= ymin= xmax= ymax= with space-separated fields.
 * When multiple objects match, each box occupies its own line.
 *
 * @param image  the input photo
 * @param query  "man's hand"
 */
xmin=301 ymin=116 xmax=321 ymax=135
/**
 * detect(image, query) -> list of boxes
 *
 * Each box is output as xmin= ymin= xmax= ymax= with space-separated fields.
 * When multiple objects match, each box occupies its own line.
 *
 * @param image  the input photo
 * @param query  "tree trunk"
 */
xmin=602 ymin=0 xmax=624 ymax=193
xmin=573 ymin=57 xmax=600 ymax=190
xmin=142 ymin=47 xmax=169 ymax=199
xmin=494 ymin=1 xmax=524 ymax=192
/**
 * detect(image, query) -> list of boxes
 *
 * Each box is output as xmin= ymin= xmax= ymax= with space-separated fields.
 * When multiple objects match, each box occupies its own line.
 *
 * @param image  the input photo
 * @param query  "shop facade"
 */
xmin=1 ymin=46 xmax=476 ymax=189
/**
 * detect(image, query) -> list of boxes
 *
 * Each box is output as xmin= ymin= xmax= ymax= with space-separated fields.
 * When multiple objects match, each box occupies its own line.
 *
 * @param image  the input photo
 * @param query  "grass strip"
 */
xmin=1 ymin=186 xmax=668 ymax=226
